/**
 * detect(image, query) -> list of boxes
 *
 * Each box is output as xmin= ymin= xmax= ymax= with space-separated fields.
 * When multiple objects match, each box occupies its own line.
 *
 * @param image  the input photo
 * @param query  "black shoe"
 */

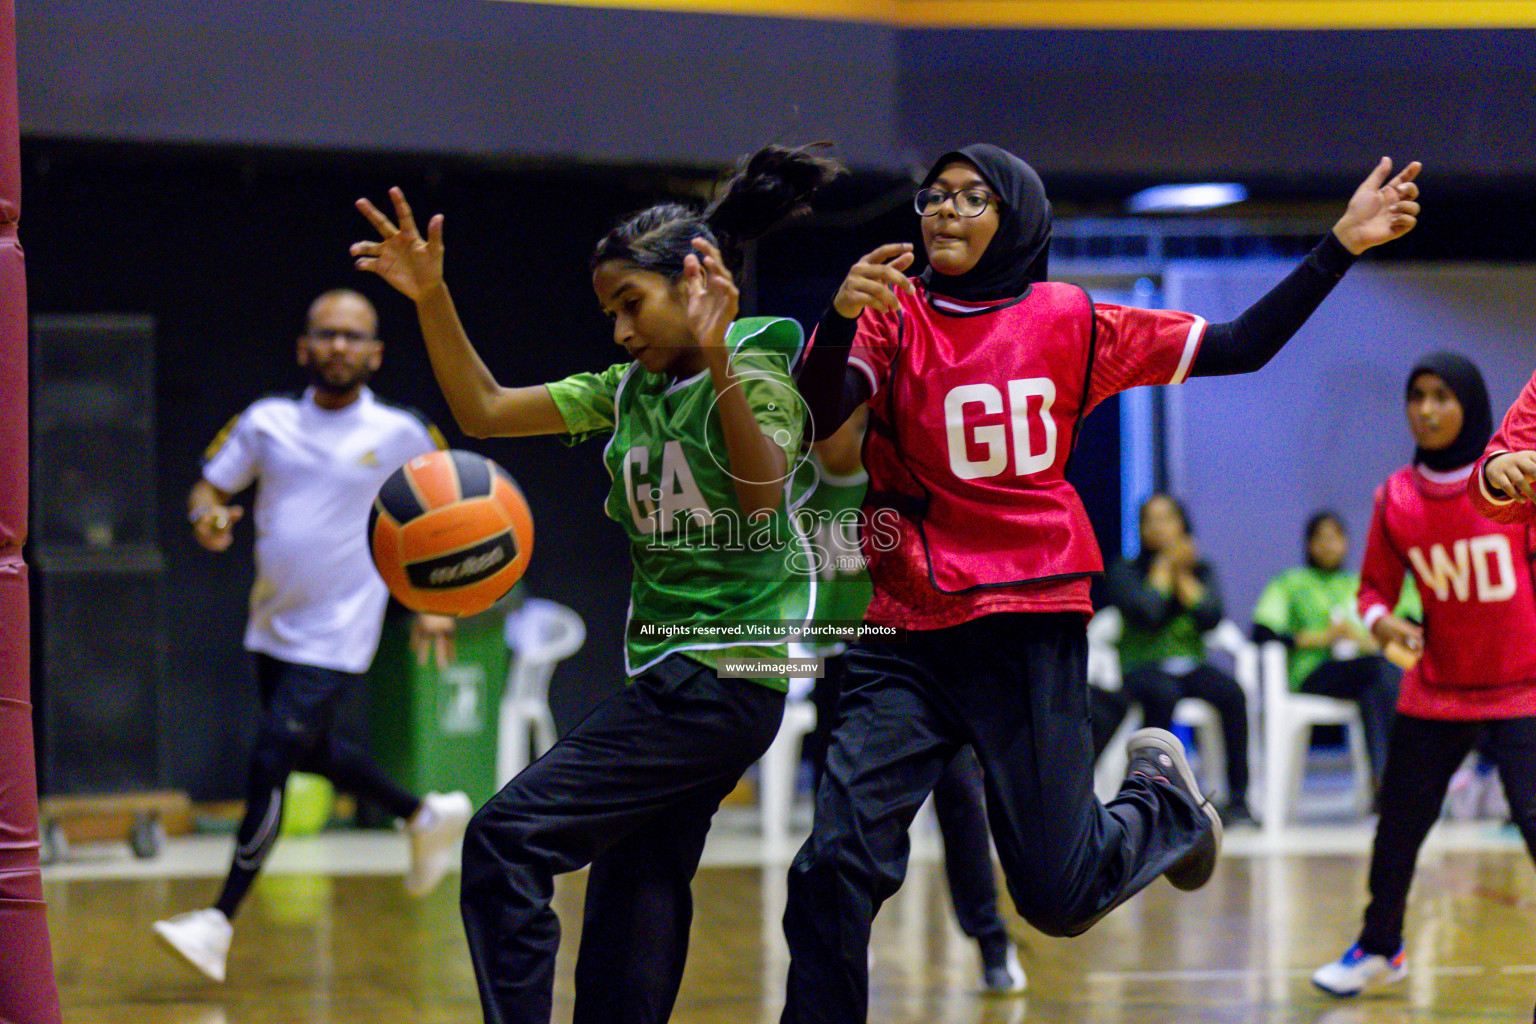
xmin=1124 ymin=728 xmax=1223 ymax=891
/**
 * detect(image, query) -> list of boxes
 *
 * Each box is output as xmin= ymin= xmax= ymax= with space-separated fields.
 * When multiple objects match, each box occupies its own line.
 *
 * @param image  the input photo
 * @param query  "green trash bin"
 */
xmin=368 ymin=591 xmax=520 ymax=811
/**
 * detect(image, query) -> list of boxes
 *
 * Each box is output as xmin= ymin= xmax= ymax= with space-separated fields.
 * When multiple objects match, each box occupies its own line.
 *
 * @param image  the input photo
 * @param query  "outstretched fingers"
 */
xmin=1387 ymin=161 xmax=1423 ymax=190
xmin=1361 ymin=155 xmax=1394 ymax=191
xmin=350 ymin=192 xmax=447 ymax=296
xmin=861 ymin=243 xmax=918 ymax=292
xmin=390 ymin=187 xmax=419 ymax=237
xmin=1386 ymin=163 xmax=1423 ymax=231
xmin=350 ymin=235 xmax=381 ymax=273
xmin=862 ymin=242 xmax=913 ymax=265
xmin=355 ymin=196 xmax=399 ymax=239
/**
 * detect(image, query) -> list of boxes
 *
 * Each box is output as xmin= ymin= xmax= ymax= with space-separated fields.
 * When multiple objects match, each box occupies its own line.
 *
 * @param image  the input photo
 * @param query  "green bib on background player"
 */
xmin=546 ymin=317 xmax=815 ymax=687
xmin=1253 ymin=565 xmax=1422 ymax=691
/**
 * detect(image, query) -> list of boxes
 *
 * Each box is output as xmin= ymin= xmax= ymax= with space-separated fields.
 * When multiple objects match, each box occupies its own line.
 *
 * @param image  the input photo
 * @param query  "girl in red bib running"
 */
xmin=1314 ymin=352 xmax=1536 ymax=997
xmin=784 ymin=144 xmax=1421 ymax=1023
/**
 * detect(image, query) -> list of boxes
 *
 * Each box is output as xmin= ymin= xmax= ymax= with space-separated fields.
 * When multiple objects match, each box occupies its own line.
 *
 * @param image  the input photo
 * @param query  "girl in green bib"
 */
xmin=352 ymin=146 xmax=838 ymax=1024
xmin=1252 ymin=510 xmax=1410 ymax=786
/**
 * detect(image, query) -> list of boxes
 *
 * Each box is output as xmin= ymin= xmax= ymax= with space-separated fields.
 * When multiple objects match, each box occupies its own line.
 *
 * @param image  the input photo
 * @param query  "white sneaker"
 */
xmin=1482 ymin=769 xmax=1510 ymax=821
xmin=980 ymin=942 xmax=1027 ymax=995
xmin=1445 ymin=764 xmax=1484 ymax=821
xmin=405 ymin=791 xmax=473 ymax=898
xmin=1312 ymin=943 xmax=1407 ymax=996
xmin=153 ymin=908 xmax=232 ymax=982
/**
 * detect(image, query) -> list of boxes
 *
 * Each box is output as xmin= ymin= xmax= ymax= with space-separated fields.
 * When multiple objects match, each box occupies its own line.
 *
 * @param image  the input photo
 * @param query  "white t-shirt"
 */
xmin=202 ymin=387 xmax=443 ymax=672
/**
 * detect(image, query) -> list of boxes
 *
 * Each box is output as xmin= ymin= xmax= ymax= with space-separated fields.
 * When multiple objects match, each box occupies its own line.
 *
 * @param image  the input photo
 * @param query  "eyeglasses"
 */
xmin=306 ymin=328 xmax=378 ymax=345
xmin=914 ymin=187 xmax=996 ymax=218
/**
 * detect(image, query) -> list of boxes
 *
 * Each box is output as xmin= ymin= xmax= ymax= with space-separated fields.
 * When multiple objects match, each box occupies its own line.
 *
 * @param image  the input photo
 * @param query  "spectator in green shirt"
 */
xmin=1105 ymin=494 xmax=1253 ymax=825
xmin=1252 ymin=510 xmax=1405 ymax=785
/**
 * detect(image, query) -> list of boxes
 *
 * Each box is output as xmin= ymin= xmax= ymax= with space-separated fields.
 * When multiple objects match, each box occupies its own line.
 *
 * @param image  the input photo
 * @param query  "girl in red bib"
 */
xmin=1314 ymin=352 xmax=1536 ymax=997
xmin=784 ymin=144 xmax=1421 ymax=1023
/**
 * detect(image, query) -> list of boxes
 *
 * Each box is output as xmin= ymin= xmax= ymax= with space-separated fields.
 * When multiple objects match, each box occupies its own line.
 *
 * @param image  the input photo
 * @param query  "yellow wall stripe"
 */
xmin=893 ymin=1 xmax=1536 ymax=29
xmin=498 ymin=0 xmax=1536 ymax=29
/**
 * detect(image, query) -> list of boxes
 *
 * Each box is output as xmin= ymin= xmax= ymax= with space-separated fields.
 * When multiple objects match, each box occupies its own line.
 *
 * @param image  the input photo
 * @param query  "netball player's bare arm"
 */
xmin=1358 ymin=496 xmax=1424 ymax=661
xmin=683 ymin=237 xmax=790 ymax=519
xmin=352 ymin=188 xmax=567 ymax=439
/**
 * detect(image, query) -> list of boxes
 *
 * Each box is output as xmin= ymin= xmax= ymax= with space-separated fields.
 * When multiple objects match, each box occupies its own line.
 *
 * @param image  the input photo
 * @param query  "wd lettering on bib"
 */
xmin=1407 ymin=534 xmax=1517 ymax=603
xmin=1370 ymin=464 xmax=1536 ymax=718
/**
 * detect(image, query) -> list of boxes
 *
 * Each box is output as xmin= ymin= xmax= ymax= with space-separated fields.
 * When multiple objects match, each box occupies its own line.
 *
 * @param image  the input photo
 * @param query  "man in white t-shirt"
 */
xmin=153 ymin=289 xmax=472 ymax=983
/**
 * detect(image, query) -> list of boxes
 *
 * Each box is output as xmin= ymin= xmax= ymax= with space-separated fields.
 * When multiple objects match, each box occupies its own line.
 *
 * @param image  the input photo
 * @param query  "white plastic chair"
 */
xmin=1090 ymin=608 xmax=1259 ymax=807
xmin=1259 ymin=640 xmax=1372 ymax=832
xmin=497 ymin=598 xmax=586 ymax=788
xmin=1205 ymin=618 xmax=1263 ymax=798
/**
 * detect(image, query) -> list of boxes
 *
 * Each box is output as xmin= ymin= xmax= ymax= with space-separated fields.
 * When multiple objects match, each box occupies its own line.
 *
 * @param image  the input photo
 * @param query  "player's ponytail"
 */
xmin=591 ymin=144 xmax=843 ymax=279
xmin=704 ymin=144 xmax=842 ymax=273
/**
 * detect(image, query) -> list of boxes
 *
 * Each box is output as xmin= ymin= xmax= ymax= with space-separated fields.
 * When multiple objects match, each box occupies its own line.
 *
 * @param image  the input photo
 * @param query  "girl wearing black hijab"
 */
xmin=783 ymin=145 xmax=1422 ymax=1023
xmin=1314 ymin=352 xmax=1536 ymax=997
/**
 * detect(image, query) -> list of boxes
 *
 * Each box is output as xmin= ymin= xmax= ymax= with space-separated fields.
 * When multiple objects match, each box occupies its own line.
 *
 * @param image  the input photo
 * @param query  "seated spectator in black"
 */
xmin=1106 ymin=494 xmax=1253 ymax=825
xmin=1252 ymin=510 xmax=1407 ymax=788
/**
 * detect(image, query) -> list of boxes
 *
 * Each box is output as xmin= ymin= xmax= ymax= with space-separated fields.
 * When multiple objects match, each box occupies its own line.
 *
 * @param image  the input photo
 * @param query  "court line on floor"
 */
xmin=1087 ymin=965 xmax=1504 ymax=982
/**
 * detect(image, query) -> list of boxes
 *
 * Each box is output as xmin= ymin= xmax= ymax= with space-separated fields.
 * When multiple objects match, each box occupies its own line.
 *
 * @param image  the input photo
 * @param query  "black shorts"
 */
xmin=253 ymin=652 xmax=361 ymax=746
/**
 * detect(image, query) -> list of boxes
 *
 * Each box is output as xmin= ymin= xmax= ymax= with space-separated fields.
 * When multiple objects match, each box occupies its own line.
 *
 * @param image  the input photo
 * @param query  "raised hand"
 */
xmin=352 ymin=187 xmax=445 ymax=301
xmin=833 ymin=243 xmax=917 ymax=318
xmin=682 ymin=236 xmax=739 ymax=350
xmin=1332 ymin=158 xmax=1422 ymax=255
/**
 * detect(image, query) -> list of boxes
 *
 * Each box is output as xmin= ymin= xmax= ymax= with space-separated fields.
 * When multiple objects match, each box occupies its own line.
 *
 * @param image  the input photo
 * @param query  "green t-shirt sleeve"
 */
xmin=732 ymin=349 xmax=804 ymax=460
xmin=729 ymin=314 xmax=806 ymax=365
xmin=1252 ymin=575 xmax=1294 ymax=634
xmin=545 ymin=362 xmax=631 ymax=444
xmin=1395 ymin=573 xmax=1423 ymax=621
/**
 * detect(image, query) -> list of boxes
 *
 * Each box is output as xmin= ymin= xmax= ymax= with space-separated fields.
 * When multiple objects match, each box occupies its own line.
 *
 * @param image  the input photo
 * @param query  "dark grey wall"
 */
xmin=18 ymin=4 xmax=1536 ymax=179
xmin=16 ymin=2 xmax=898 ymax=166
xmin=897 ymin=29 xmax=1536 ymax=178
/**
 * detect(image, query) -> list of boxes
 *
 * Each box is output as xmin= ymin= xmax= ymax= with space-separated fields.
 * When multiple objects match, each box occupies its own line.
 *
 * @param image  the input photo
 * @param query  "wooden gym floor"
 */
xmin=44 ymin=818 xmax=1536 ymax=1024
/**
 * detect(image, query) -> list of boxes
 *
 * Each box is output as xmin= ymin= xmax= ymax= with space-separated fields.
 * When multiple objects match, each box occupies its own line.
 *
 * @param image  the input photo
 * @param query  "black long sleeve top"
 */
xmin=798 ymin=232 xmax=1358 ymax=440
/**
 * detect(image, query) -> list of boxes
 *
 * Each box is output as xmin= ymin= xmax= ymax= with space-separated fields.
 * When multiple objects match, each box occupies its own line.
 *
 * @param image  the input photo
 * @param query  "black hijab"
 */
xmin=918 ymin=144 xmax=1052 ymax=302
xmin=1405 ymin=351 xmax=1492 ymax=472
